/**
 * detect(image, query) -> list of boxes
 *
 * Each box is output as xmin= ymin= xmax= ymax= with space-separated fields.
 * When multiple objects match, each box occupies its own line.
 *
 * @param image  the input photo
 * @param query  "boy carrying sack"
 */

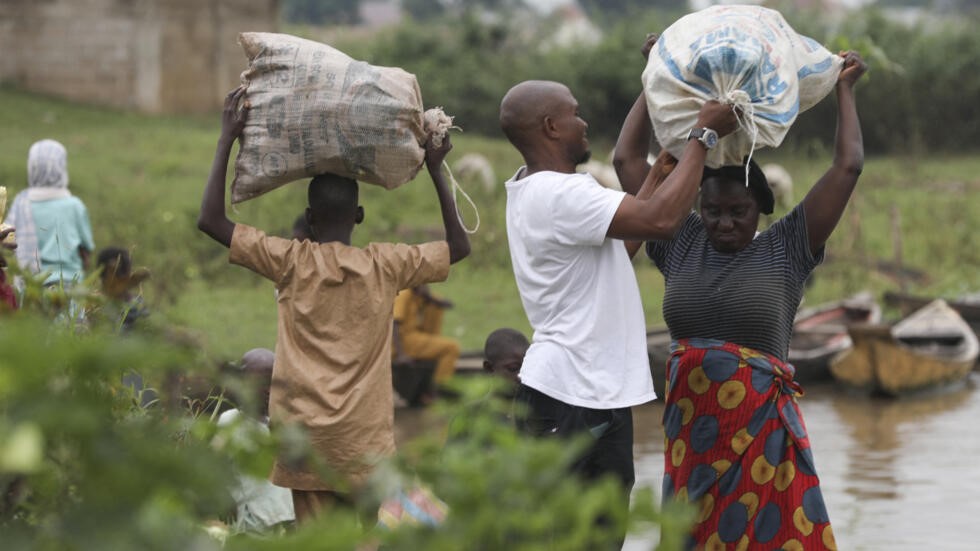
xmin=198 ymin=86 xmax=470 ymax=522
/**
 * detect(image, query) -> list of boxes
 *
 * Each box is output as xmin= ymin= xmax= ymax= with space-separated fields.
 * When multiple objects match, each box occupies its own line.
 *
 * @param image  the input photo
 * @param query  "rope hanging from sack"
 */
xmin=423 ymin=108 xmax=480 ymax=234
xmin=722 ymin=90 xmax=759 ymax=188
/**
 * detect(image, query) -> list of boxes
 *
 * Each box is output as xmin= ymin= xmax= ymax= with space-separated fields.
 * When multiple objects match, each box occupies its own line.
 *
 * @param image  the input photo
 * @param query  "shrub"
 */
xmin=0 ymin=280 xmax=692 ymax=549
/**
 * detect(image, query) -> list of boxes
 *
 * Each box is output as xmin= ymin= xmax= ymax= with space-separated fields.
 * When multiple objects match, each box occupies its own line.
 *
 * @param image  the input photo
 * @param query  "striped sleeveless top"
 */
xmin=646 ymin=207 xmax=823 ymax=362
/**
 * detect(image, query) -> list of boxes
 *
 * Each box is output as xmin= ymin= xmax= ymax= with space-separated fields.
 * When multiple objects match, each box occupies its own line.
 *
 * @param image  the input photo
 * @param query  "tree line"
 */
xmin=316 ymin=5 xmax=980 ymax=155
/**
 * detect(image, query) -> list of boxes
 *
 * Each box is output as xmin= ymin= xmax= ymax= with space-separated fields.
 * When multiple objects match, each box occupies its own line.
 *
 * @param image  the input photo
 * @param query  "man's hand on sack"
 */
xmin=696 ymin=100 xmax=740 ymax=138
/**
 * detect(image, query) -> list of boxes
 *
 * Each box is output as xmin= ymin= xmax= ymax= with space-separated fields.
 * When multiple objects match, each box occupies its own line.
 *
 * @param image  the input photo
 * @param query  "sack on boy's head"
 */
xmin=232 ymin=32 xmax=434 ymax=204
xmin=643 ymin=5 xmax=842 ymax=168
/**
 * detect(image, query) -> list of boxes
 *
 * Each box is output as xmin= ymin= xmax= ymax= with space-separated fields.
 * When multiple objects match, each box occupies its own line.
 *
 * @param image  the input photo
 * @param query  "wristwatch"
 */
xmin=688 ymin=127 xmax=719 ymax=150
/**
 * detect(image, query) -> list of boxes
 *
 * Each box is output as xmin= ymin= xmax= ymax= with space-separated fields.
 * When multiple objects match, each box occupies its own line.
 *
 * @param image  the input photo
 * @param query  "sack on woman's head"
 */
xmin=643 ymin=5 xmax=841 ymax=168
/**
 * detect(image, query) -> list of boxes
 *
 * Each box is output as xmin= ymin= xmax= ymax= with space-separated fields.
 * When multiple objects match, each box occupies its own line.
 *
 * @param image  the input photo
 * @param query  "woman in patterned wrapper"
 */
xmin=614 ymin=38 xmax=868 ymax=550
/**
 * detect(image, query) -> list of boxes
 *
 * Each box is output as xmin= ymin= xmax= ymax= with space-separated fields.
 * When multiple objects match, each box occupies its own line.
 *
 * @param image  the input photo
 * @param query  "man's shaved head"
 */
xmin=499 ymin=80 xmax=590 ymax=170
xmin=499 ymin=80 xmax=569 ymax=149
xmin=240 ymin=347 xmax=275 ymax=376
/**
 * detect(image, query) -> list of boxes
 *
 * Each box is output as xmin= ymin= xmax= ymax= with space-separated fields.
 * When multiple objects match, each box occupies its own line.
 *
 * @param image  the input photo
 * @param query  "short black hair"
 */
xmin=96 ymin=247 xmax=131 ymax=277
xmin=292 ymin=213 xmax=313 ymax=240
xmin=484 ymin=328 xmax=530 ymax=363
xmin=308 ymin=174 xmax=359 ymax=219
xmin=702 ymin=158 xmax=774 ymax=214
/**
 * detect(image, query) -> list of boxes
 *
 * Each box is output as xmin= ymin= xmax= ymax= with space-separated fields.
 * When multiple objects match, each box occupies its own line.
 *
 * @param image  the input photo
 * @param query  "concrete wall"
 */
xmin=0 ymin=0 xmax=279 ymax=114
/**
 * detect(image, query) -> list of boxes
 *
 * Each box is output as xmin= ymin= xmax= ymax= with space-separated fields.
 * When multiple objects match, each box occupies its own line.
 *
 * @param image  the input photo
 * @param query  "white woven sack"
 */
xmin=642 ymin=5 xmax=842 ymax=168
xmin=232 ymin=32 xmax=431 ymax=204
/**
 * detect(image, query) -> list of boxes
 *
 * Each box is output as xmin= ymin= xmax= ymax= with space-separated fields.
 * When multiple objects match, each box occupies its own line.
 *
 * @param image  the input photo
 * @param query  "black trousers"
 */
xmin=514 ymin=384 xmax=635 ymax=499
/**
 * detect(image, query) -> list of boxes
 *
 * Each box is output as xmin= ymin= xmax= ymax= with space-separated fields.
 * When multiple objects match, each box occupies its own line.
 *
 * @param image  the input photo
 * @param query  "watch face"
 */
xmin=704 ymin=131 xmax=718 ymax=148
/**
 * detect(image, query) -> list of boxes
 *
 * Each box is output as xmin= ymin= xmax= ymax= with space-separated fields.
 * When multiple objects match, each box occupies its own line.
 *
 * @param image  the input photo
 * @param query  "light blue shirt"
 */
xmin=31 ymin=196 xmax=95 ymax=285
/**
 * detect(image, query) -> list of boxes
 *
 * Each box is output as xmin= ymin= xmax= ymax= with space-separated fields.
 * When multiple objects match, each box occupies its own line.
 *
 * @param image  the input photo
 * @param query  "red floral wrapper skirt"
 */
xmin=662 ymin=338 xmax=836 ymax=550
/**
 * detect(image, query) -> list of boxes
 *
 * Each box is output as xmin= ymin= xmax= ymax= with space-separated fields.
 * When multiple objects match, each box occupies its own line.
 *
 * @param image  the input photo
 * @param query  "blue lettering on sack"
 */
xmin=798 ymin=57 xmax=834 ymax=80
xmin=761 ymin=56 xmax=777 ymax=74
xmin=661 ymin=22 xmax=806 ymax=126
xmin=766 ymin=75 xmax=788 ymax=95
xmin=755 ymin=99 xmax=800 ymax=124
xmin=661 ymin=39 xmax=713 ymax=96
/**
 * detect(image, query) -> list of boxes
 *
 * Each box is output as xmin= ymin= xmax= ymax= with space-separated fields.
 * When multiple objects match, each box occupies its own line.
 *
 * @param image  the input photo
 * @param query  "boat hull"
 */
xmin=788 ymin=293 xmax=881 ymax=383
xmin=829 ymin=300 xmax=979 ymax=396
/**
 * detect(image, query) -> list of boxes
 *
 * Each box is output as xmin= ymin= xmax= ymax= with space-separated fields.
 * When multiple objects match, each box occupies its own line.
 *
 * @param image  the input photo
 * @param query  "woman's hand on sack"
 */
xmin=641 ymin=33 xmax=659 ymax=60
xmin=696 ymin=100 xmax=739 ymax=138
xmin=221 ymin=86 xmax=249 ymax=142
xmin=424 ymin=134 xmax=453 ymax=170
xmin=838 ymin=51 xmax=867 ymax=88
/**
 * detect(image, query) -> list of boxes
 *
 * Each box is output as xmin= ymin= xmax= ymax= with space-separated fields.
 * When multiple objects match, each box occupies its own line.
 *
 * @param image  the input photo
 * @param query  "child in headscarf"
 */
xmin=4 ymin=139 xmax=95 ymax=286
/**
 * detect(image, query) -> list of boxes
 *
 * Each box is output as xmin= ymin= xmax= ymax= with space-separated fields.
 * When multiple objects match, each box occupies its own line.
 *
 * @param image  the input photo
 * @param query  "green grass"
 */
xmin=2 ymin=86 xmax=977 ymax=359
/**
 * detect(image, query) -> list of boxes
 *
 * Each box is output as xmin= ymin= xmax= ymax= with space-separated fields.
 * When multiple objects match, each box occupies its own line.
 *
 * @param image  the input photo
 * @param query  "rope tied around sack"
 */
xmin=721 ymin=90 xmax=759 ymax=188
xmin=423 ymin=108 xmax=480 ymax=234
xmin=423 ymin=108 xmax=459 ymax=149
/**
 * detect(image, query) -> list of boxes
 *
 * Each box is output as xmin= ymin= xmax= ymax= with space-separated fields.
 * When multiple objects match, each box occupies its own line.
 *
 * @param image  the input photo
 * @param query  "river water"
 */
xmin=395 ymin=373 xmax=980 ymax=550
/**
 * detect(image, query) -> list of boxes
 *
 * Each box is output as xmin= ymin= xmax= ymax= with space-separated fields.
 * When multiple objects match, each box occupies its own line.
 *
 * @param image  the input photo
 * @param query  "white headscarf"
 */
xmin=4 ymin=139 xmax=73 ymax=272
xmin=27 ymin=139 xmax=71 ymax=200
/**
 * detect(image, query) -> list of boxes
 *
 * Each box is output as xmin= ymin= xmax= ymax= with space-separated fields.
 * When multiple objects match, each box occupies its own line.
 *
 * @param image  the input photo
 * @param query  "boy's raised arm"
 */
xmin=425 ymin=136 xmax=471 ymax=264
xmin=198 ymin=86 xmax=247 ymax=248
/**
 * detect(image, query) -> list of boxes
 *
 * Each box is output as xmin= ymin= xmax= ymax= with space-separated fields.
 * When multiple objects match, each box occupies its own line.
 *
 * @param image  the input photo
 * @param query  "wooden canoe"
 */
xmin=788 ymin=292 xmax=882 ymax=384
xmin=884 ymin=291 xmax=980 ymax=337
xmin=455 ymin=350 xmax=485 ymax=374
xmin=829 ymin=299 xmax=979 ymax=396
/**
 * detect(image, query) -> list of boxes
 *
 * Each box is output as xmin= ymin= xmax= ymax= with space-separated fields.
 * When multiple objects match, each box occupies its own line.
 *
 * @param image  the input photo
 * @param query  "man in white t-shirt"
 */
xmin=498 ymin=79 xmax=737 ymax=543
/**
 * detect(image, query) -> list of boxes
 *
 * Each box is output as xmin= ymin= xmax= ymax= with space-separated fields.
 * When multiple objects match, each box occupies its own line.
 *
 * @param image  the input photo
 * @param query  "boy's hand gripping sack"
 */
xmin=232 ymin=32 xmax=453 ymax=203
xmin=643 ymin=5 xmax=842 ymax=168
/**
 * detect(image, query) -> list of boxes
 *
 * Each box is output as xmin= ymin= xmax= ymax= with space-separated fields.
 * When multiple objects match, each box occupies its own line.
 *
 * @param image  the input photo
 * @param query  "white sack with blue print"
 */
xmin=642 ymin=5 xmax=841 ymax=168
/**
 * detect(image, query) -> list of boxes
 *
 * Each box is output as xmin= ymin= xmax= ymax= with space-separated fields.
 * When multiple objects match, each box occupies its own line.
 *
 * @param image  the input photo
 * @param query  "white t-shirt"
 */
xmin=216 ymin=409 xmax=295 ymax=532
xmin=505 ymin=169 xmax=656 ymax=409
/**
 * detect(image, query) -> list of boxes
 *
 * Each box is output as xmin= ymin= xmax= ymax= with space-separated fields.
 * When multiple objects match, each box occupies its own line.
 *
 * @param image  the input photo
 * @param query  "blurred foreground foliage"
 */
xmin=0 ymin=275 xmax=239 ymax=549
xmin=0 ymin=270 xmax=692 ymax=550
